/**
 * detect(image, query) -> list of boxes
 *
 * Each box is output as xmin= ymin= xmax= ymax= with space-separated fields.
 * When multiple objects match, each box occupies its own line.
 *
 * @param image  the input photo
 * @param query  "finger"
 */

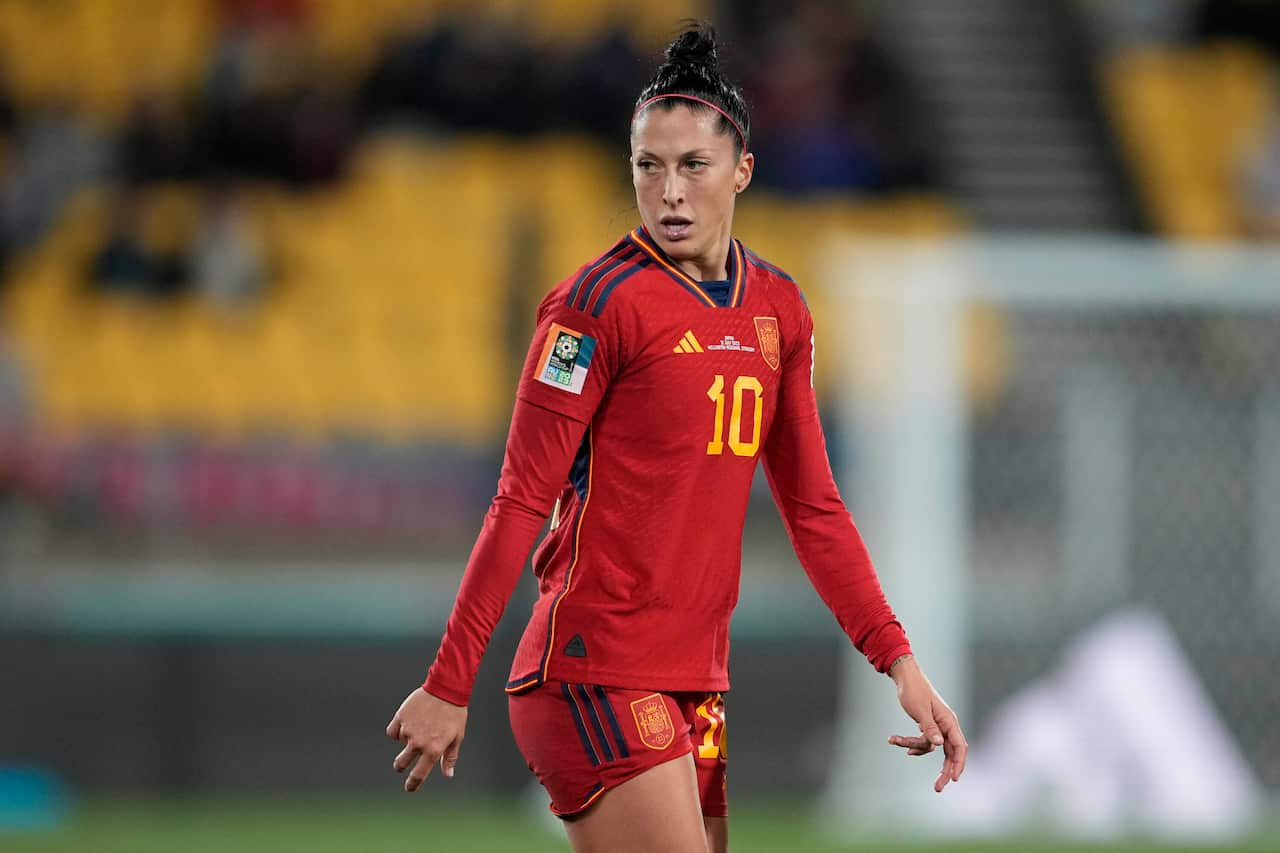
xmin=888 ymin=735 xmax=936 ymax=753
xmin=936 ymin=754 xmax=962 ymax=792
xmin=440 ymin=738 xmax=462 ymax=779
xmin=918 ymin=717 xmax=944 ymax=749
xmin=931 ymin=717 xmax=968 ymax=792
xmin=935 ymin=748 xmax=958 ymax=792
xmin=393 ymin=743 xmax=421 ymax=773
xmin=386 ymin=717 xmax=403 ymax=740
xmin=942 ymin=717 xmax=968 ymax=782
xmin=406 ymin=749 xmax=439 ymax=793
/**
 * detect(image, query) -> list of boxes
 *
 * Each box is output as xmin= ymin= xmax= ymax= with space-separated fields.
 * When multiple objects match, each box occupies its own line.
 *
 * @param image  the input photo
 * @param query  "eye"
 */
xmin=635 ymin=159 xmax=657 ymax=172
xmin=685 ymin=160 xmax=709 ymax=172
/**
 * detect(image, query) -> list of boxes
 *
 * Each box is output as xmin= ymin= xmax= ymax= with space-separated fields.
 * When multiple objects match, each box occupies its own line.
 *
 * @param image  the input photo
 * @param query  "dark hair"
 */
xmin=633 ymin=22 xmax=750 ymax=156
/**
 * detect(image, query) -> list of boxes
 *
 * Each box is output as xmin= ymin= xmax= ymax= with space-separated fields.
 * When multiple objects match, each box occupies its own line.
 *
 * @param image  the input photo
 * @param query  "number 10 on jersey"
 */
xmin=706 ymin=374 xmax=763 ymax=457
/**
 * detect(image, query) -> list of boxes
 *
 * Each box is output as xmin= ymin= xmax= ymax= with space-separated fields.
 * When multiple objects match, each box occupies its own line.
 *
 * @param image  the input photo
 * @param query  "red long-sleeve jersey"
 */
xmin=423 ymin=227 xmax=911 ymax=706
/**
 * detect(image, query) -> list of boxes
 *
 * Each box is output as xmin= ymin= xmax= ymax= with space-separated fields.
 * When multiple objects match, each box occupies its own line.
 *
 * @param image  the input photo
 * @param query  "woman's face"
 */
xmin=631 ymin=104 xmax=753 ymax=277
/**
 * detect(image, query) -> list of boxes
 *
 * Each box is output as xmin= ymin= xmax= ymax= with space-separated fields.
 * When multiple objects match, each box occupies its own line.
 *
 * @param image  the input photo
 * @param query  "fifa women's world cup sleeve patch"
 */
xmin=534 ymin=322 xmax=597 ymax=395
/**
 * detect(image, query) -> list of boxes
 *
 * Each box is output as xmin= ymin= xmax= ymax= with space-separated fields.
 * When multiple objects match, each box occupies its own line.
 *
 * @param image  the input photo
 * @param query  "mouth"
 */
xmin=658 ymin=216 xmax=693 ymax=241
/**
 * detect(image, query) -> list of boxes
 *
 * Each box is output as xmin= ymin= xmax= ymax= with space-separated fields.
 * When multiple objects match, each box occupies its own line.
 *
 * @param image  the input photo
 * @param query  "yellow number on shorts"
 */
xmin=696 ymin=694 xmax=727 ymax=760
xmin=705 ymin=375 xmax=762 ymax=457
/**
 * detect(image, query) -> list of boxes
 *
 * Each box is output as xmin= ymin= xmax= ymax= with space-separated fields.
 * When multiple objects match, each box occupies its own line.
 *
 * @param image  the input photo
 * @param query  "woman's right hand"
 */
xmin=385 ymin=688 xmax=469 ymax=792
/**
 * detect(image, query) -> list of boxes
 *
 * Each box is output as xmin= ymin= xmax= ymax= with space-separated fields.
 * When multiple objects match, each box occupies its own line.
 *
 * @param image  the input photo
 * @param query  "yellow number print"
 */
xmin=705 ymin=374 xmax=763 ymax=457
xmin=728 ymin=375 xmax=764 ymax=457
xmin=706 ymin=374 xmax=726 ymax=455
xmin=696 ymin=694 xmax=727 ymax=760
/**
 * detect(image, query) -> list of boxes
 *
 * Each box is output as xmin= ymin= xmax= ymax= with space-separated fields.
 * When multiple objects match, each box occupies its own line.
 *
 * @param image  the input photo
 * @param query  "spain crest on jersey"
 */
xmin=534 ymin=322 xmax=596 ymax=395
xmin=753 ymin=316 xmax=781 ymax=371
xmin=630 ymin=694 xmax=675 ymax=750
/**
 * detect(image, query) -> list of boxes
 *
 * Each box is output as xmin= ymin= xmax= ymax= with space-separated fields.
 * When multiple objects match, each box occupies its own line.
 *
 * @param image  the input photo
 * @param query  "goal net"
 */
xmin=820 ymin=238 xmax=1280 ymax=839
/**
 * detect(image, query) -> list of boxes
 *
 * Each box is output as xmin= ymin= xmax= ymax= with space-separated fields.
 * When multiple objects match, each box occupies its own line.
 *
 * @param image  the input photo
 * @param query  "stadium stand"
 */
xmin=5 ymin=138 xmax=960 ymax=442
xmin=0 ymin=0 xmax=213 ymax=124
xmin=0 ymin=0 xmax=961 ymax=538
xmin=1105 ymin=42 xmax=1275 ymax=238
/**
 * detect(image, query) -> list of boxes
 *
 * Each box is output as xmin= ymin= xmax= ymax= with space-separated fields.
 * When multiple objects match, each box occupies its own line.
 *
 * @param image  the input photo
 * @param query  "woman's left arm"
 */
xmin=887 ymin=654 xmax=968 ymax=792
xmin=761 ymin=301 xmax=966 ymax=791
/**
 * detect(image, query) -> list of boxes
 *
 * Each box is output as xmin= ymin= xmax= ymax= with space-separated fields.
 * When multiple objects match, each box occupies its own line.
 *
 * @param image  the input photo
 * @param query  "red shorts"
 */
xmin=508 ymin=680 xmax=728 ymax=819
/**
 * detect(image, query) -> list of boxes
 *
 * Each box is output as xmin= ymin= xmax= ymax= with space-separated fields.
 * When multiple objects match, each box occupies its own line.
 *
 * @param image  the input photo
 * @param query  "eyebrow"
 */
xmin=632 ymin=148 xmax=717 ymax=159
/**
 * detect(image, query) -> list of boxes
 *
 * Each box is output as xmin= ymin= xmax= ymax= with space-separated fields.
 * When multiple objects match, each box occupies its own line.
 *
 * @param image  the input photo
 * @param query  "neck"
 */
xmin=675 ymin=220 xmax=733 ymax=282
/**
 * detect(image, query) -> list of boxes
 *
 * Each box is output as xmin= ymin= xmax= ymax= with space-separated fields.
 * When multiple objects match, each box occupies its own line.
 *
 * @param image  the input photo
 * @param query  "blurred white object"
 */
xmin=938 ymin=608 xmax=1261 ymax=841
xmin=825 ymin=239 xmax=1280 ymax=842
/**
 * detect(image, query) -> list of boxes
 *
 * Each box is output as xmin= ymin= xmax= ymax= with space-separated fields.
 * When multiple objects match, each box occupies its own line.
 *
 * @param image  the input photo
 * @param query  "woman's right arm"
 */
xmin=423 ymin=398 xmax=589 ymax=705
xmin=385 ymin=284 xmax=622 ymax=792
xmin=385 ymin=396 xmax=587 ymax=792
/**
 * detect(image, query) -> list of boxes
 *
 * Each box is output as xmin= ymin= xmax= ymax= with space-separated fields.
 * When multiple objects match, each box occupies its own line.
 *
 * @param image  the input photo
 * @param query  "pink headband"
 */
xmin=632 ymin=94 xmax=747 ymax=151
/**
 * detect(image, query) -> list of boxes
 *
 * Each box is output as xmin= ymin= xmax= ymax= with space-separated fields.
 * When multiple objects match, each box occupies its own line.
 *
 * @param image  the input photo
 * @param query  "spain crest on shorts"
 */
xmin=753 ymin=316 xmax=781 ymax=371
xmin=630 ymin=694 xmax=675 ymax=751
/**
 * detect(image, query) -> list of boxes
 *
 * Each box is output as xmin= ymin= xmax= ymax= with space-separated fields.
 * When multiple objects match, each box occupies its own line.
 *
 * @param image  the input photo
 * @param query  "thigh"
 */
xmin=564 ymin=752 xmax=708 ymax=853
xmin=508 ymin=681 xmax=698 ymax=818
xmin=704 ymin=816 xmax=728 ymax=853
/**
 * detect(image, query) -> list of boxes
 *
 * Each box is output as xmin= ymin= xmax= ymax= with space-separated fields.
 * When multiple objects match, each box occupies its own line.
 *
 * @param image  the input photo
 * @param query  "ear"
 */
xmin=734 ymin=152 xmax=755 ymax=194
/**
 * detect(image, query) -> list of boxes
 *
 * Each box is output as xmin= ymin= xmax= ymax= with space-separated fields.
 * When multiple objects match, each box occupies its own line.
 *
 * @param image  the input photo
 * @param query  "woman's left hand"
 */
xmin=887 ymin=654 xmax=968 ymax=792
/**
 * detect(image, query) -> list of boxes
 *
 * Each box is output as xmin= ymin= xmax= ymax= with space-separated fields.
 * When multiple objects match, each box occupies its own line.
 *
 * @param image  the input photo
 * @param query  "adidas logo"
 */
xmin=564 ymin=634 xmax=587 ymax=658
xmin=672 ymin=331 xmax=704 ymax=354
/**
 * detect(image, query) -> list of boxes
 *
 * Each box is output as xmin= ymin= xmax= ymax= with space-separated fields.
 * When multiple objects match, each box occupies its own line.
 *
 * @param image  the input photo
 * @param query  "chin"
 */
xmin=652 ymin=229 xmax=699 ymax=259
xmin=662 ymin=240 xmax=698 ymax=259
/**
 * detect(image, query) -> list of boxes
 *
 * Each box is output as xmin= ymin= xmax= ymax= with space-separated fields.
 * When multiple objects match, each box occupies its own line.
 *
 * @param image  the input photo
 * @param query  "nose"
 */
xmin=662 ymin=169 xmax=684 ymax=207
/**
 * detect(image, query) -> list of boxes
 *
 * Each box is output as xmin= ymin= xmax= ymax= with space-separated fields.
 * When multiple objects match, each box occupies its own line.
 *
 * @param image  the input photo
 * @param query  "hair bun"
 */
xmin=664 ymin=23 xmax=720 ymax=70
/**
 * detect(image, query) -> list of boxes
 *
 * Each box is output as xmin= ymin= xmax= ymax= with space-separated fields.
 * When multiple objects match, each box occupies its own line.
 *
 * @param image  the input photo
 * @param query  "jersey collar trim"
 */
xmin=628 ymin=226 xmax=746 ymax=309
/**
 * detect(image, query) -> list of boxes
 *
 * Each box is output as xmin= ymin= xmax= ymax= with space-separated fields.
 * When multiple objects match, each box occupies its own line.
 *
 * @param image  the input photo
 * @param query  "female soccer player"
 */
xmin=386 ymin=23 xmax=966 ymax=853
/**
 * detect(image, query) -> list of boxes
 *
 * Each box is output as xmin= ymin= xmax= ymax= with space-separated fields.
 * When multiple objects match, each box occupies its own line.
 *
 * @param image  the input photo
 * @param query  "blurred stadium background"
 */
xmin=1 ymin=0 xmax=1278 ymax=850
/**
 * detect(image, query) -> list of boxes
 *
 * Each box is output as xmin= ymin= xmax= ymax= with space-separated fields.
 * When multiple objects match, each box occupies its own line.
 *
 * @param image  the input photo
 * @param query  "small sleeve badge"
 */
xmin=535 ymin=322 xmax=597 ymax=395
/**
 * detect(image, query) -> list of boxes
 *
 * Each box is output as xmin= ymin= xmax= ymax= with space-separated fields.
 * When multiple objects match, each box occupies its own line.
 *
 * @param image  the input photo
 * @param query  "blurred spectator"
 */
xmin=0 ymin=325 xmax=24 ymax=423
xmin=433 ymin=16 xmax=540 ymax=133
xmin=90 ymin=192 xmax=158 ymax=295
xmin=1239 ymin=86 xmax=1280 ymax=239
xmin=189 ymin=183 xmax=265 ymax=308
xmin=204 ymin=17 xmax=259 ymax=112
xmin=289 ymin=71 xmax=355 ymax=184
xmin=201 ymin=12 xmax=350 ymax=186
xmin=200 ymin=21 xmax=297 ymax=180
xmin=0 ymin=57 xmax=16 ymax=140
xmin=362 ymin=14 xmax=547 ymax=135
xmin=553 ymin=25 xmax=647 ymax=139
xmin=730 ymin=0 xmax=932 ymax=193
xmin=215 ymin=0 xmax=312 ymax=33
xmin=0 ymin=144 xmax=12 ymax=285
xmin=118 ymin=89 xmax=195 ymax=185
xmin=0 ymin=95 xmax=106 ymax=251
xmin=1194 ymin=0 xmax=1280 ymax=55
xmin=89 ymin=191 xmax=187 ymax=298
xmin=359 ymin=16 xmax=453 ymax=123
xmin=0 ymin=59 xmax=13 ymax=282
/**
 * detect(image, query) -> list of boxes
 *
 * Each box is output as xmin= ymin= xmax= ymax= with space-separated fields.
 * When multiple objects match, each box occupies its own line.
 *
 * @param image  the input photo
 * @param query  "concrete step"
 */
xmin=952 ymin=168 xmax=1113 ymax=194
xmin=938 ymin=113 xmax=1092 ymax=143
xmin=945 ymin=143 xmax=1101 ymax=170
xmin=876 ymin=0 xmax=1129 ymax=232
xmin=965 ymin=196 xmax=1126 ymax=230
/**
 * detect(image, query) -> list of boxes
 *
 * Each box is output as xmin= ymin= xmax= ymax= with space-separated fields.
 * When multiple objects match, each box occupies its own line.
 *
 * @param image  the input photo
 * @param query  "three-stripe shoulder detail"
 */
xmin=565 ymin=241 xmax=650 ymax=317
xmin=742 ymin=246 xmax=796 ymax=283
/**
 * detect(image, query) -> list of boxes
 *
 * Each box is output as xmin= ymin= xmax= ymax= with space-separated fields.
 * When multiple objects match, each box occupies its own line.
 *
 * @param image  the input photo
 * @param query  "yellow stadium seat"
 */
xmin=2 ymin=84 xmax=965 ymax=443
xmin=0 ymin=0 xmax=212 ymax=124
xmin=1106 ymin=43 xmax=1275 ymax=238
